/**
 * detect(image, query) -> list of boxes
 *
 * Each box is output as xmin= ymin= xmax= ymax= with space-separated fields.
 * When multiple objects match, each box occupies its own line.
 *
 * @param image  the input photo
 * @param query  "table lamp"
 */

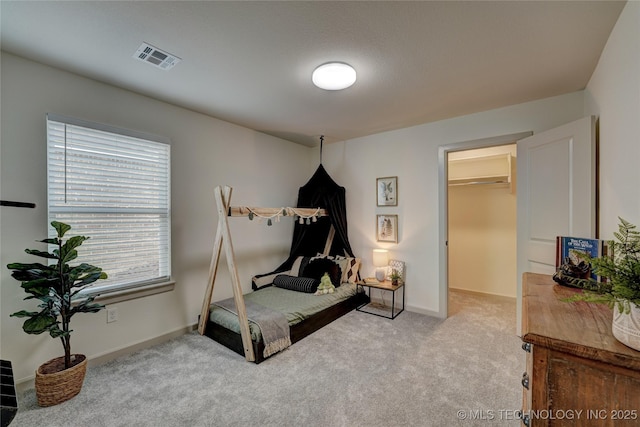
xmin=372 ymin=249 xmax=389 ymax=282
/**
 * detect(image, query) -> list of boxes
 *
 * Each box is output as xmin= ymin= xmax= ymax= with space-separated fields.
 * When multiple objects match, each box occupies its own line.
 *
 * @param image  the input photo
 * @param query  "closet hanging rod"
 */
xmin=448 ymin=180 xmax=509 ymax=187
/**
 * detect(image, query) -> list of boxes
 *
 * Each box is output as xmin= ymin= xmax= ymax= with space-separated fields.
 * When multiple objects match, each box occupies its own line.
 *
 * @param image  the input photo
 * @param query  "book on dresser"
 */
xmin=555 ymin=236 xmax=606 ymax=281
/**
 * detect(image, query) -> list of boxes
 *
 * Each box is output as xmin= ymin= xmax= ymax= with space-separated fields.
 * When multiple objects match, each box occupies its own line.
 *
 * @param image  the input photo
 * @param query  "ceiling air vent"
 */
xmin=133 ymin=42 xmax=181 ymax=70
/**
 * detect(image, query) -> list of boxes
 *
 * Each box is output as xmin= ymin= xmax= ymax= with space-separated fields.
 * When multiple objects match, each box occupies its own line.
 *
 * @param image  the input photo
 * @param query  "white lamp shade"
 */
xmin=372 ymin=249 xmax=389 ymax=267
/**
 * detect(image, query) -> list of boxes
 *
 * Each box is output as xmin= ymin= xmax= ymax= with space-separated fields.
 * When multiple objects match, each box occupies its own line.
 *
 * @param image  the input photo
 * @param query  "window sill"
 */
xmin=75 ymin=280 xmax=175 ymax=306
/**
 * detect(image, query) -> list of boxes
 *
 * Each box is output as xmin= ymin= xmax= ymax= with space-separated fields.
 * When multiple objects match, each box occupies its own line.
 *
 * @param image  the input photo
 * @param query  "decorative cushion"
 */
xmin=290 ymin=256 xmax=312 ymax=277
xmin=302 ymin=258 xmax=342 ymax=287
xmin=290 ymin=256 xmax=304 ymax=276
xmin=336 ymin=256 xmax=361 ymax=283
xmin=313 ymin=253 xmax=344 ymax=279
xmin=252 ymin=271 xmax=287 ymax=290
xmin=273 ymin=274 xmax=319 ymax=293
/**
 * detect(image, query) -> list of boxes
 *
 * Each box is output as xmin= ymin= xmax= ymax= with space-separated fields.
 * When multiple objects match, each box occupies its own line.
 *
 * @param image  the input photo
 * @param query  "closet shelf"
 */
xmin=448 ymin=153 xmax=513 ymax=189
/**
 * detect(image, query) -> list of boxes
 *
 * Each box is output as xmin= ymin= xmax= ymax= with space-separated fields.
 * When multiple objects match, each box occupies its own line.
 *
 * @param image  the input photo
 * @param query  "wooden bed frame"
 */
xmin=203 ymin=290 xmax=369 ymax=363
xmin=198 ymin=185 xmax=349 ymax=362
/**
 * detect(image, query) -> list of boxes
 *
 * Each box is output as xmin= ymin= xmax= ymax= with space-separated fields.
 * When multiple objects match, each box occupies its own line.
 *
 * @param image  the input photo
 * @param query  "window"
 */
xmin=47 ymin=114 xmax=171 ymax=297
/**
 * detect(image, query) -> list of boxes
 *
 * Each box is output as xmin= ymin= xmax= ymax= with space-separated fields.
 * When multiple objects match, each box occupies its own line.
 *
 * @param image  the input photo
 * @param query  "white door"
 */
xmin=516 ymin=116 xmax=596 ymax=334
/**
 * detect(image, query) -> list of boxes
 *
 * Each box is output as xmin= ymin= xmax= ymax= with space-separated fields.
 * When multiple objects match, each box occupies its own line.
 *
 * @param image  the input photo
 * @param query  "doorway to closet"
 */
xmin=447 ymin=144 xmax=517 ymax=302
xmin=438 ymin=118 xmax=596 ymax=330
xmin=437 ymin=131 xmax=531 ymax=319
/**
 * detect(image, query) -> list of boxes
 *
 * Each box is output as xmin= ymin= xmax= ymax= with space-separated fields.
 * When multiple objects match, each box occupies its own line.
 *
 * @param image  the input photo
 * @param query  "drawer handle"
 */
xmin=516 ymin=410 xmax=530 ymax=426
xmin=521 ymin=372 xmax=529 ymax=390
xmin=522 ymin=342 xmax=532 ymax=352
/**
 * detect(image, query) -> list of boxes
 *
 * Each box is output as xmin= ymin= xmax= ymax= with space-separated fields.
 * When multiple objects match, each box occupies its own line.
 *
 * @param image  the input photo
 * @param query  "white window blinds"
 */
xmin=46 ymin=114 xmax=171 ymax=295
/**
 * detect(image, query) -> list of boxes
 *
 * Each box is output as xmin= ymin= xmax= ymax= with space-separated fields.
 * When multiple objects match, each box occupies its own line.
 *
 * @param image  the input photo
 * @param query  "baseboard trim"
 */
xmin=87 ymin=323 xmax=198 ymax=367
xmin=16 ymin=323 xmax=198 ymax=393
xmin=449 ymin=287 xmax=517 ymax=301
xmin=406 ymin=304 xmax=442 ymax=318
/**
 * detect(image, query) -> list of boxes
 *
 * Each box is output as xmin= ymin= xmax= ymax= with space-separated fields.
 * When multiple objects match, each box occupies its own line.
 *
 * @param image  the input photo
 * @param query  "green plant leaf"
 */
xmin=21 ymin=279 xmax=58 ymax=297
xmin=51 ymin=221 xmax=71 ymax=238
xmin=74 ymin=271 xmax=108 ymax=288
xmin=38 ymin=238 xmax=60 ymax=245
xmin=7 ymin=262 xmax=52 ymax=271
xmin=11 ymin=269 xmax=50 ymax=283
xmin=60 ymin=249 xmax=78 ymax=264
xmin=21 ymin=312 xmax=57 ymax=335
xmin=10 ymin=265 xmax=57 ymax=282
xmin=68 ymin=263 xmax=105 ymax=281
xmin=10 ymin=309 xmax=40 ymax=318
xmin=72 ymin=301 xmax=105 ymax=315
xmin=58 ymin=235 xmax=90 ymax=264
xmin=48 ymin=325 xmax=69 ymax=339
xmin=59 ymin=235 xmax=86 ymax=260
xmin=24 ymin=249 xmax=57 ymax=259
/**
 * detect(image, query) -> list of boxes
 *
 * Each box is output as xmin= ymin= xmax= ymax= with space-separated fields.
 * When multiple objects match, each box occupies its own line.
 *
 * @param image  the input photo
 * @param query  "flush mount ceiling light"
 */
xmin=312 ymin=62 xmax=356 ymax=90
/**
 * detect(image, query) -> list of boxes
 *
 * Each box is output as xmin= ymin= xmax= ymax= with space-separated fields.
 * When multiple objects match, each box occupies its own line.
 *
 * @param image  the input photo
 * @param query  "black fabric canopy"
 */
xmin=252 ymin=165 xmax=355 ymax=289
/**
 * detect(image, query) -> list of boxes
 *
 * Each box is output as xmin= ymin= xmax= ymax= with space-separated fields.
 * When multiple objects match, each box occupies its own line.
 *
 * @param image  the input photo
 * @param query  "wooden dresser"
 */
xmin=520 ymin=273 xmax=640 ymax=426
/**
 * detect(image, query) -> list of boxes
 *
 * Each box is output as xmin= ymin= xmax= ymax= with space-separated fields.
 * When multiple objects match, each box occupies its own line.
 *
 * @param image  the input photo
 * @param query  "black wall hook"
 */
xmin=0 ymin=200 xmax=36 ymax=208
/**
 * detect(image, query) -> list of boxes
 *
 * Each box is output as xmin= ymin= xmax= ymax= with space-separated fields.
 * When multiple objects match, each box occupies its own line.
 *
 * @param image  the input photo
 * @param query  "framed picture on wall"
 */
xmin=376 ymin=176 xmax=398 ymax=206
xmin=376 ymin=214 xmax=398 ymax=243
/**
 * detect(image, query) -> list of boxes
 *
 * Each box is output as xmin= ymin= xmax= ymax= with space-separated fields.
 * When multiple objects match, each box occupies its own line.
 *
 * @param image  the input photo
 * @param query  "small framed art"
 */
xmin=376 ymin=176 xmax=397 ymax=206
xmin=376 ymin=214 xmax=398 ymax=243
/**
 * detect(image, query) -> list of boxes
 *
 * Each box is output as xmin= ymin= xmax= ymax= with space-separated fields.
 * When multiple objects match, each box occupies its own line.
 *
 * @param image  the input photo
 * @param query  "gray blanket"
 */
xmin=213 ymin=297 xmax=291 ymax=358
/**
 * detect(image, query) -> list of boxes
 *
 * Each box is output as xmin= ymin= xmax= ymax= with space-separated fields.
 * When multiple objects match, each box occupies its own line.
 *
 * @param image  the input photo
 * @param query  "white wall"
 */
xmin=584 ymin=1 xmax=640 ymax=237
xmin=0 ymin=53 xmax=313 ymax=382
xmin=323 ymin=92 xmax=585 ymax=316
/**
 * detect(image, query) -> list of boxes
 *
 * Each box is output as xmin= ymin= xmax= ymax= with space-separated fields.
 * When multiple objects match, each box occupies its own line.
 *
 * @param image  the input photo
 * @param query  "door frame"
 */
xmin=437 ymin=131 xmax=532 ymax=319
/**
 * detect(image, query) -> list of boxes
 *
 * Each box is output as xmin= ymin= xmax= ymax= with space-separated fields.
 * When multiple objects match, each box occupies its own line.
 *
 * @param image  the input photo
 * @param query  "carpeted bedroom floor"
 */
xmin=12 ymin=290 xmax=524 ymax=427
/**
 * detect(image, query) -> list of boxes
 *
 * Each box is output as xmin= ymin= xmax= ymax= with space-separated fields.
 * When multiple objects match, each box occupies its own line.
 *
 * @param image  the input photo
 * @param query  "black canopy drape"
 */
xmin=252 ymin=165 xmax=355 ymax=288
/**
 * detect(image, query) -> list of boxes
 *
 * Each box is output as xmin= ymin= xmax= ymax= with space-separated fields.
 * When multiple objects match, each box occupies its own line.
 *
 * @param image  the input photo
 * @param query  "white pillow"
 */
xmin=290 ymin=256 xmax=305 ymax=276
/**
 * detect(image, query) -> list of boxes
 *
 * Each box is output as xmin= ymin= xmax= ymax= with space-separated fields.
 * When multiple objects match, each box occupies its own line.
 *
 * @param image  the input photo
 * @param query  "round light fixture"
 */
xmin=312 ymin=62 xmax=356 ymax=90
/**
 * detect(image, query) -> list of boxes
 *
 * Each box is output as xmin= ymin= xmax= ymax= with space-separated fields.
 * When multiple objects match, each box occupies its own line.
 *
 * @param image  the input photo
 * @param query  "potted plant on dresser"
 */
xmin=7 ymin=221 xmax=107 ymax=406
xmin=565 ymin=217 xmax=640 ymax=351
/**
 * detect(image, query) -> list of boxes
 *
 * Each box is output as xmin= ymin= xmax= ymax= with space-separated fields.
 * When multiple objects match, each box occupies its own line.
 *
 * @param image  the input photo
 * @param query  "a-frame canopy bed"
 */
xmin=198 ymin=166 xmax=367 ymax=363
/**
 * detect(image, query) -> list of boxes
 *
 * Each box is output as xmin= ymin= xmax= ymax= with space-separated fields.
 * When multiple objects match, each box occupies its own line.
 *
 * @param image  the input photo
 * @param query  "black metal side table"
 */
xmin=356 ymin=279 xmax=405 ymax=319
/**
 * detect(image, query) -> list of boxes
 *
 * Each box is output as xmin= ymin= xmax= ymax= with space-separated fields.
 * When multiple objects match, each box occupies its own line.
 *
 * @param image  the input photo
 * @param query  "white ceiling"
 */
xmin=0 ymin=1 xmax=625 ymax=147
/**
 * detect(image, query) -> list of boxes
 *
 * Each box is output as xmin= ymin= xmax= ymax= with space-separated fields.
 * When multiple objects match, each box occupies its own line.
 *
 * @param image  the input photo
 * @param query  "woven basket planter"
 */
xmin=35 ymin=354 xmax=87 ymax=407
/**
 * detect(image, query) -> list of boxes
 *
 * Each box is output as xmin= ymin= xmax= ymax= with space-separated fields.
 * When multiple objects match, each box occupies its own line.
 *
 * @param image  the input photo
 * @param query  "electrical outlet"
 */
xmin=106 ymin=307 xmax=119 ymax=323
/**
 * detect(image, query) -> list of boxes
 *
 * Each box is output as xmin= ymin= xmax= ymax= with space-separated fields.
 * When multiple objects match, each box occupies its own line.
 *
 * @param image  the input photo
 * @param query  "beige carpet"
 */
xmin=12 ymin=290 xmax=524 ymax=426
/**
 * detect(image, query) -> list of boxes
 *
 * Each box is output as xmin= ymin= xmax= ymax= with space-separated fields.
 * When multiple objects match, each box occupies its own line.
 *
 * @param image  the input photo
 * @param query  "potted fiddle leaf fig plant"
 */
xmin=564 ymin=217 xmax=640 ymax=351
xmin=8 ymin=221 xmax=107 ymax=406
